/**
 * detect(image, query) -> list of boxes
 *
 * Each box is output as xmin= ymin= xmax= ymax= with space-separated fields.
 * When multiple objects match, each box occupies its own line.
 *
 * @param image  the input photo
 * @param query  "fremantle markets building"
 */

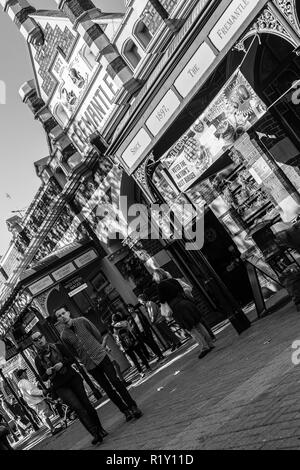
xmin=0 ymin=0 xmax=300 ymax=381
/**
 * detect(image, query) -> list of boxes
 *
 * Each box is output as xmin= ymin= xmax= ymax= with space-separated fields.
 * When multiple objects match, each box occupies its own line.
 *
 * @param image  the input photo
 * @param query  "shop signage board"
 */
xmin=67 ymin=68 xmax=121 ymax=154
xmin=68 ymin=283 xmax=88 ymax=297
xmin=174 ymin=42 xmax=216 ymax=98
xmin=145 ymin=90 xmax=181 ymax=136
xmin=52 ymin=262 xmax=76 ymax=281
xmin=74 ymin=249 xmax=98 ymax=268
xmin=29 ymin=21 xmax=121 ymax=155
xmin=64 ymin=276 xmax=88 ymax=297
xmin=24 ymin=317 xmax=39 ymax=333
xmin=29 ymin=275 xmax=54 ymax=295
xmin=208 ymin=0 xmax=261 ymax=52
xmin=122 ymin=128 xmax=152 ymax=168
xmin=163 ymin=71 xmax=267 ymax=192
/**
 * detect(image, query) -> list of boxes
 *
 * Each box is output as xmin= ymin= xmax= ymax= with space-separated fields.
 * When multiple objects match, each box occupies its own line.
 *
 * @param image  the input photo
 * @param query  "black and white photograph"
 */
xmin=0 ymin=0 xmax=300 ymax=458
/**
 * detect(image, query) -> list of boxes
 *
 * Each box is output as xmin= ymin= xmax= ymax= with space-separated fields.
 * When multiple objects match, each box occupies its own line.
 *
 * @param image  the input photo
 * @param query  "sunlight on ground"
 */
xmin=22 ymin=320 xmax=231 ymax=450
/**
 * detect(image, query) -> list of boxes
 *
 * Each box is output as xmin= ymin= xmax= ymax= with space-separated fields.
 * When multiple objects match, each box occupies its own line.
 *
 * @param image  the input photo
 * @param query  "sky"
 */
xmin=0 ymin=0 xmax=124 ymax=258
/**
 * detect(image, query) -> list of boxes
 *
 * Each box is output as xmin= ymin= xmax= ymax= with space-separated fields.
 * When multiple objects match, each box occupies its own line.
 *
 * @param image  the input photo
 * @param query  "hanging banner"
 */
xmin=164 ymin=71 xmax=267 ymax=192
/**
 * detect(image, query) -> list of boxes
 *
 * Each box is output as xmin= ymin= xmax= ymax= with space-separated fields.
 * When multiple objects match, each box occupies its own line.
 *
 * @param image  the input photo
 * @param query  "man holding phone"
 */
xmin=31 ymin=331 xmax=107 ymax=445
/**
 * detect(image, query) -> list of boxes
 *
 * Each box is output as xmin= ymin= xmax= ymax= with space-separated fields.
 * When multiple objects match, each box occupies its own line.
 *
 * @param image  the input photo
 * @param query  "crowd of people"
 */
xmin=0 ymin=267 xmax=217 ymax=449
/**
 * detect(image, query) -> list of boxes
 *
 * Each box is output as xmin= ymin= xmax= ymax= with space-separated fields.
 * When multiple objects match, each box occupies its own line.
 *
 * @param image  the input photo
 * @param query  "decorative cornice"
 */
xmin=273 ymin=0 xmax=300 ymax=36
xmin=234 ymin=4 xmax=299 ymax=51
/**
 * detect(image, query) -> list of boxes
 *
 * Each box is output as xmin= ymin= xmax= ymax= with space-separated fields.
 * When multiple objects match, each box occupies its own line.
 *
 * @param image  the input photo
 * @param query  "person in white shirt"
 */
xmin=15 ymin=369 xmax=61 ymax=436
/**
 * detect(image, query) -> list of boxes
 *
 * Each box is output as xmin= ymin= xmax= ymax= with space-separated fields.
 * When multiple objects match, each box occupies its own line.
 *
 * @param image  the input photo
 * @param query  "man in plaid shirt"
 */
xmin=55 ymin=307 xmax=142 ymax=422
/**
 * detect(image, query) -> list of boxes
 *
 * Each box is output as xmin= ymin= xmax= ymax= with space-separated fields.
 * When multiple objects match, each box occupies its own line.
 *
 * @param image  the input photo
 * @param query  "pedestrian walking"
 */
xmin=138 ymin=294 xmax=182 ymax=351
xmin=15 ymin=369 xmax=62 ymax=435
xmin=111 ymin=312 xmax=151 ymax=378
xmin=153 ymin=268 xmax=216 ymax=340
xmin=54 ymin=307 xmax=142 ymax=422
xmin=31 ymin=331 xmax=107 ymax=446
xmin=126 ymin=304 xmax=164 ymax=363
xmin=102 ymin=332 xmax=132 ymax=387
xmin=153 ymin=271 xmax=215 ymax=359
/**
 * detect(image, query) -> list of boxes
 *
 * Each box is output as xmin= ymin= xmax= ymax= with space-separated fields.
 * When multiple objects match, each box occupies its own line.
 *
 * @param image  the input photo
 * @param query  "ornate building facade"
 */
xmin=0 ymin=0 xmax=206 ymax=350
xmin=1 ymin=0 xmax=300 ymax=361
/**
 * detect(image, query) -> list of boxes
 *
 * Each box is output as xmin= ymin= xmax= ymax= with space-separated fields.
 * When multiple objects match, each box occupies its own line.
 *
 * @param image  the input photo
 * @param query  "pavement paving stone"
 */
xmin=261 ymin=437 xmax=300 ymax=449
xmin=23 ymin=302 xmax=300 ymax=450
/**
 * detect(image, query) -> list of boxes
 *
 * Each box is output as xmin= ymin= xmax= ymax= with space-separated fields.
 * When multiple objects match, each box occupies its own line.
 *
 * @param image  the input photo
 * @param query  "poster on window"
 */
xmin=164 ymin=71 xmax=267 ymax=192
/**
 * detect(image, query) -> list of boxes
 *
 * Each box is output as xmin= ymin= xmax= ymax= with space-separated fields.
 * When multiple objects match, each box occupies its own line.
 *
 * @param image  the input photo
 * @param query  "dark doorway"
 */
xmin=201 ymin=209 xmax=253 ymax=306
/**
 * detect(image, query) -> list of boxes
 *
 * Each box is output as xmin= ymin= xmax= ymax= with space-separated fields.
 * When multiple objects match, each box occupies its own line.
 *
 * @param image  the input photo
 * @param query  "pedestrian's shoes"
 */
xmin=130 ymin=406 xmax=143 ymax=419
xmin=124 ymin=409 xmax=134 ymax=421
xmin=99 ymin=427 xmax=109 ymax=437
xmin=91 ymin=434 xmax=103 ymax=445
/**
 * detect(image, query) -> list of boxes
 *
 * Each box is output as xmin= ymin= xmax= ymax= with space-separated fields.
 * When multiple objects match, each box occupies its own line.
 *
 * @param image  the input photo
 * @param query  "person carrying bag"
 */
xmin=112 ymin=313 xmax=151 ymax=378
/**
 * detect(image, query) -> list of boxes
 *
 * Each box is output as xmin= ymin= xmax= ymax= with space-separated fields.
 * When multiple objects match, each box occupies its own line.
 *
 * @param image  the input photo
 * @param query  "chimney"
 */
xmin=0 ymin=0 xmax=44 ymax=45
xmin=19 ymin=80 xmax=78 ymax=160
xmin=54 ymin=0 xmax=141 ymax=94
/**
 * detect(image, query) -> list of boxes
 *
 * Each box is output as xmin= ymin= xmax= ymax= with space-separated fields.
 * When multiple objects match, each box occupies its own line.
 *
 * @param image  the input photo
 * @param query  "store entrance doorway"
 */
xmin=202 ymin=209 xmax=253 ymax=307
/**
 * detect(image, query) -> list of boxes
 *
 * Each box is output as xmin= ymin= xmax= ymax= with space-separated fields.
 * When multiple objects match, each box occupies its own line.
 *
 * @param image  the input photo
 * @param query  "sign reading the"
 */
xmin=174 ymin=42 xmax=216 ymax=98
xmin=163 ymin=71 xmax=266 ymax=191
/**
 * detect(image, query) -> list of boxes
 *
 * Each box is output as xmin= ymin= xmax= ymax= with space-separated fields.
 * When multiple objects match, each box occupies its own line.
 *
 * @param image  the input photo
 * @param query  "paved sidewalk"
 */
xmin=25 ymin=301 xmax=300 ymax=450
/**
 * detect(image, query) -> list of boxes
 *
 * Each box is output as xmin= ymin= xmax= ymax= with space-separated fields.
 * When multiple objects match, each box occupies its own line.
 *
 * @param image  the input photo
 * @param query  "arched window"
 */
xmin=81 ymin=44 xmax=97 ymax=70
xmin=123 ymin=39 xmax=141 ymax=69
xmin=133 ymin=20 xmax=152 ymax=49
xmin=54 ymin=103 xmax=69 ymax=127
xmin=54 ymin=167 xmax=67 ymax=188
xmin=67 ymin=152 xmax=83 ymax=169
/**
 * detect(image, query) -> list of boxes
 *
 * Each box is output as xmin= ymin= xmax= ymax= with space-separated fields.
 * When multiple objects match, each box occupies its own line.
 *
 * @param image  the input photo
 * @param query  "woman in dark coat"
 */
xmin=153 ymin=269 xmax=215 ymax=359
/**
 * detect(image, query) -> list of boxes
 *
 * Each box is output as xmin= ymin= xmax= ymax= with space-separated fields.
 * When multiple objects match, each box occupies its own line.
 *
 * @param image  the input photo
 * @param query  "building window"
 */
xmin=54 ymin=167 xmax=67 ymax=187
xmin=81 ymin=44 xmax=97 ymax=70
xmin=54 ymin=103 xmax=69 ymax=127
xmin=133 ymin=20 xmax=152 ymax=50
xmin=123 ymin=39 xmax=141 ymax=69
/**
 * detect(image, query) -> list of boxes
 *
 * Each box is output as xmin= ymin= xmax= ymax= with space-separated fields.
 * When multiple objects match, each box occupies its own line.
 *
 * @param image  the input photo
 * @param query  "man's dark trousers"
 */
xmin=56 ymin=374 xmax=101 ymax=436
xmin=90 ymin=356 xmax=136 ymax=412
xmin=139 ymin=330 xmax=163 ymax=358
